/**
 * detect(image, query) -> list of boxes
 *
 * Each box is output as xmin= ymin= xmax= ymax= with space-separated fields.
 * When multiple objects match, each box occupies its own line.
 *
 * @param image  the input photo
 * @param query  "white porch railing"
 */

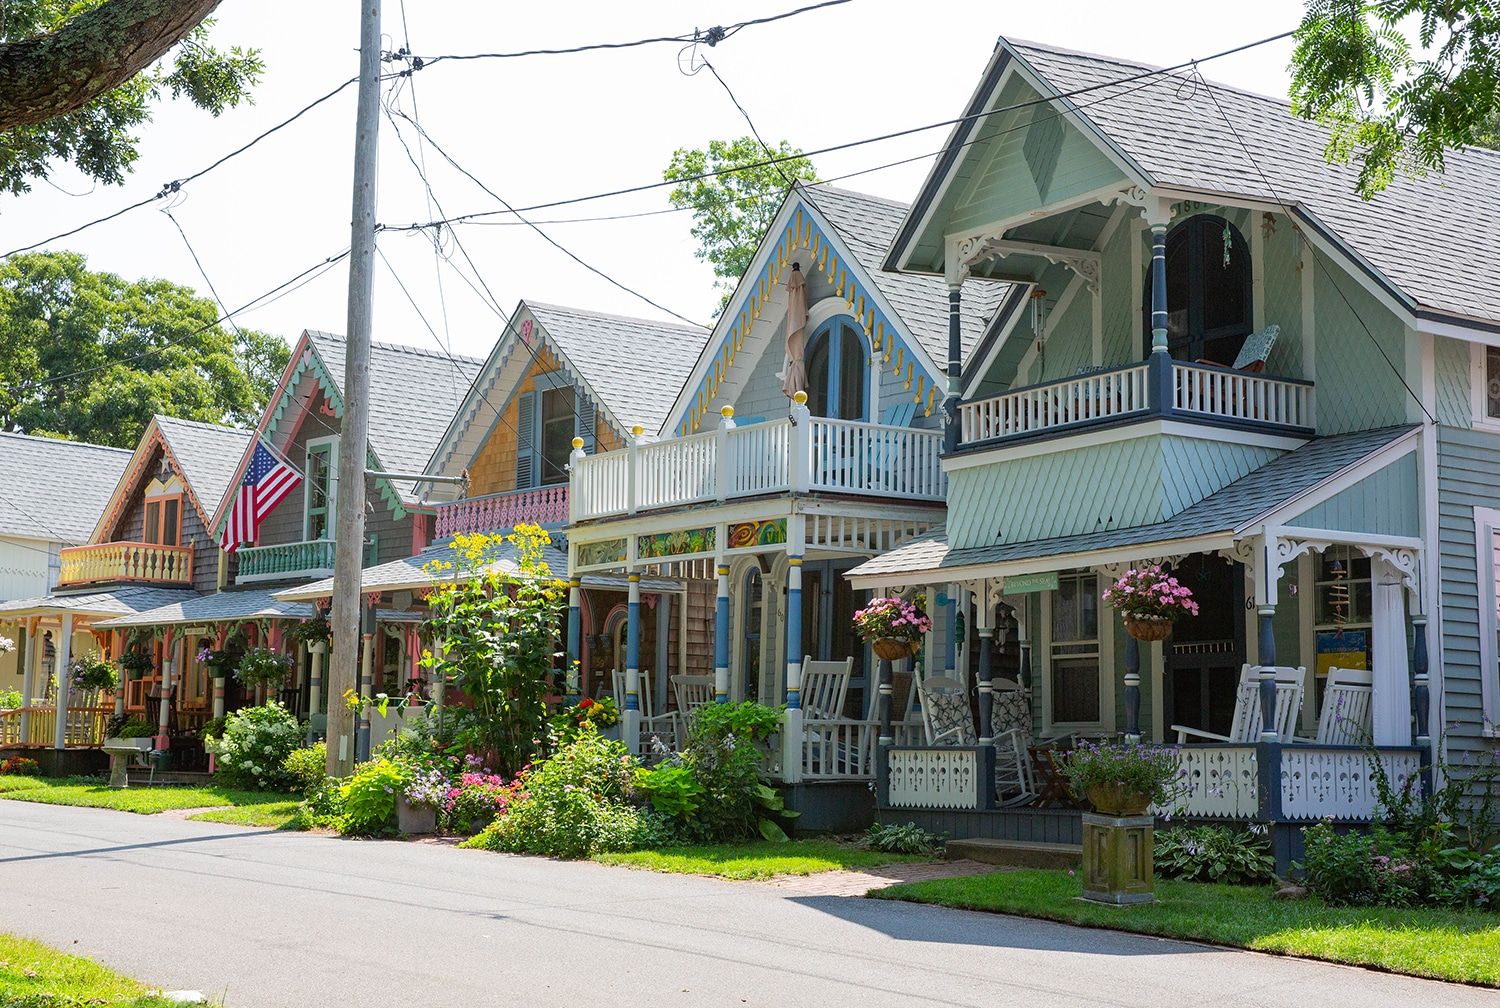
xmin=885 ymin=747 xmax=982 ymax=809
xmin=58 ymin=541 xmax=195 ymax=587
xmin=800 ymin=718 xmax=877 ymax=780
xmin=434 ymin=485 xmax=569 ymax=537
xmin=1279 ymin=746 xmax=1423 ymax=821
xmin=1172 ymin=363 xmax=1315 ymax=429
xmin=570 ymin=404 xmax=946 ymax=522
xmin=960 ymin=363 xmax=1150 ymax=443
xmin=1164 ymin=744 xmax=1260 ymax=819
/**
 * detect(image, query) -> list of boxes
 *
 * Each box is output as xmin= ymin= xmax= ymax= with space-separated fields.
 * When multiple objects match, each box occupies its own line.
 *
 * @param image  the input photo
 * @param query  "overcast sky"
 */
xmin=3 ymin=0 xmax=1306 ymax=361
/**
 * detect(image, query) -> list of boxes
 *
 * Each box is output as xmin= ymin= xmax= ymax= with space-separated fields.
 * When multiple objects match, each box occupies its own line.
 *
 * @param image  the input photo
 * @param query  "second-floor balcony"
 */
xmin=434 ymin=485 xmax=569 ymax=538
xmin=236 ymin=538 xmax=378 ymax=585
xmin=958 ymin=354 xmax=1314 ymax=450
xmin=571 ymin=405 xmax=946 ymax=523
xmin=58 ymin=542 xmax=194 ymax=587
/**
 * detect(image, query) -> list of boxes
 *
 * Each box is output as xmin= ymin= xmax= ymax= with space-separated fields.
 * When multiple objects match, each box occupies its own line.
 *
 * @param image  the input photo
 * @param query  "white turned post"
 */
xmin=627 ymin=425 xmax=644 ymax=515
xmin=568 ymin=437 xmax=585 ymax=523
xmin=18 ymin=622 xmax=35 ymax=744
xmin=789 ymin=391 xmax=811 ymax=493
xmin=1372 ymin=560 xmax=1414 ymax=746
xmin=714 ymin=406 xmax=735 ymax=503
xmin=52 ymin=615 xmax=74 ymax=750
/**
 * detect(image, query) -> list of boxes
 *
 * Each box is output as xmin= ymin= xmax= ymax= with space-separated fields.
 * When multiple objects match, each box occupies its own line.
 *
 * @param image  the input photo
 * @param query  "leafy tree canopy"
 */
xmin=1289 ymin=0 xmax=1500 ymax=197
xmin=0 ymin=250 xmax=288 ymax=447
xmin=664 ymin=137 xmax=817 ymax=309
xmin=0 ymin=0 xmax=261 ymax=196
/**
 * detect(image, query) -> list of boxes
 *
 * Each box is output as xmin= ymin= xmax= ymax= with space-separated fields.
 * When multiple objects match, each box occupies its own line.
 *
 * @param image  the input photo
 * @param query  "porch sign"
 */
xmin=1002 ymin=571 xmax=1059 ymax=594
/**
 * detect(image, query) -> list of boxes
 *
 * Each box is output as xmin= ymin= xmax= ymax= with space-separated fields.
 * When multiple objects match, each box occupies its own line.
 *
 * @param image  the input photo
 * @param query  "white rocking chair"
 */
xmin=917 ymin=675 xmax=1034 ymax=807
xmin=800 ymin=657 xmax=853 ymax=720
xmin=1299 ymin=666 xmax=1373 ymax=746
xmin=1173 ymin=664 xmax=1306 ymax=744
xmin=670 ymin=674 xmax=715 ymax=743
xmin=611 ymin=668 xmax=676 ymax=749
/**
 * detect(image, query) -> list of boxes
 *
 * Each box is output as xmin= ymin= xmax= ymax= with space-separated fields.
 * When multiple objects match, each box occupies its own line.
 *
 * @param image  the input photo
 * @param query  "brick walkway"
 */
xmin=760 ymin=858 xmax=999 ymax=897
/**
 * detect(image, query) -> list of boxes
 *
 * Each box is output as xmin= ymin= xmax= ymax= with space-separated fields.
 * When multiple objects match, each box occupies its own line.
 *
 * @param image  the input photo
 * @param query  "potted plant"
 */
xmin=852 ymin=596 xmax=932 ymax=660
xmin=1060 ymin=739 xmax=1184 ymax=815
xmin=118 ymin=649 xmax=153 ymax=681
xmin=234 ymin=648 xmax=295 ymax=691
xmin=68 ymin=653 xmax=119 ymax=696
xmin=198 ymin=646 xmax=239 ymax=678
xmin=1103 ymin=564 xmax=1199 ymax=641
xmin=397 ymin=766 xmax=447 ymax=835
xmin=285 ymin=615 xmax=332 ymax=652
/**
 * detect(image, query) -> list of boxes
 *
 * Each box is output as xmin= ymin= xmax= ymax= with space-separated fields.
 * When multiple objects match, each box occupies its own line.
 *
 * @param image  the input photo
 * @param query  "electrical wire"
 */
xmin=162 ymin=208 xmax=240 ymax=335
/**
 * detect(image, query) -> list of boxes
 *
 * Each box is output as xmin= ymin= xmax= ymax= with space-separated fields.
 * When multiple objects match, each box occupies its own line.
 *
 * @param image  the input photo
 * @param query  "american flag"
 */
xmin=220 ymin=440 xmax=301 ymax=553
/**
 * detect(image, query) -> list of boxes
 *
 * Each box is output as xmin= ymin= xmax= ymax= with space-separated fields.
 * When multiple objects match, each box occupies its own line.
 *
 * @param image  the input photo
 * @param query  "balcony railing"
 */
xmin=571 ymin=405 xmax=946 ymax=522
xmin=958 ymin=354 xmax=1314 ymax=448
xmin=434 ymin=485 xmax=569 ymax=538
xmin=236 ymin=538 xmax=378 ymax=584
xmin=58 ymin=542 xmax=194 ymax=587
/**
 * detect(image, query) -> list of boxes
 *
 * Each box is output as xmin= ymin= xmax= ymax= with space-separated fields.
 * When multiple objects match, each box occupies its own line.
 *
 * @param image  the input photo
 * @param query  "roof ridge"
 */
xmin=802 ymin=183 xmax=912 ymax=211
xmin=308 ymin=329 xmax=487 ymax=366
xmin=0 ymin=431 xmax=132 ymax=454
xmin=153 ymin=414 xmax=253 ymax=436
xmin=526 ymin=300 xmax=709 ymax=332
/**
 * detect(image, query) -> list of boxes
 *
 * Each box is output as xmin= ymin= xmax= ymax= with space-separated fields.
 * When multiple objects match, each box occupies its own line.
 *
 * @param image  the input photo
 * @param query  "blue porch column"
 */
xmin=942 ymin=584 xmax=958 ymax=678
xmin=1411 ymin=614 xmax=1431 ymax=748
xmin=977 ymin=627 xmax=995 ymax=744
xmin=623 ymin=573 xmax=641 ymax=753
xmin=1123 ymin=634 xmax=1142 ymax=744
xmin=942 ymin=283 xmax=963 ymax=453
xmin=565 ymin=577 xmax=582 ymax=703
xmin=1257 ymin=605 xmax=1278 ymax=741
xmin=781 ymin=552 xmax=805 ymax=783
xmin=714 ymin=563 xmax=731 ymax=702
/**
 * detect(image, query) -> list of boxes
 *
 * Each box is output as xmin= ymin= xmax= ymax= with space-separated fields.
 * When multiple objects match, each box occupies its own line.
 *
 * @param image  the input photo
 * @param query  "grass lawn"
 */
xmin=187 ymin=800 xmax=306 ymax=829
xmin=0 ymin=932 xmax=184 ymax=1007
xmin=594 ymin=840 xmax=929 ymax=880
xmin=873 ymin=869 xmax=1500 ymax=987
xmin=0 ymin=776 xmax=290 ymax=815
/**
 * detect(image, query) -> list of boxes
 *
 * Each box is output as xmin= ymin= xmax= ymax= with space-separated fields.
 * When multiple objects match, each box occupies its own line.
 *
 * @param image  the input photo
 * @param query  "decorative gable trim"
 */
xmin=90 ymin=419 xmax=216 ymax=544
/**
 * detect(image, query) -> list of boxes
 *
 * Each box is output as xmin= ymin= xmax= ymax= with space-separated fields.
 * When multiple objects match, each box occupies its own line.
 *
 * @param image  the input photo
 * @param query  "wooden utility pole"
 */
xmin=327 ymin=0 xmax=381 ymax=777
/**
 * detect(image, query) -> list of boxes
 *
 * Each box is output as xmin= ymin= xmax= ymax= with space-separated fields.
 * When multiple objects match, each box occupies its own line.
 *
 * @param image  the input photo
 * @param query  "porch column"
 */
xmin=623 ymin=573 xmax=641 ymax=753
xmin=1123 ymin=634 xmax=1141 ymax=744
xmin=1371 ymin=563 xmax=1413 ymax=747
xmin=1257 ymin=606 xmax=1278 ymax=741
xmin=1411 ymin=614 xmax=1431 ymax=748
xmin=654 ymin=592 xmax=671 ymax=692
xmin=430 ymin=639 xmax=446 ymax=715
xmin=52 ymin=614 xmax=75 ymax=750
xmin=943 ymin=283 xmax=963 ymax=454
xmin=781 ymin=531 xmax=806 ymax=782
xmin=306 ymin=641 xmax=325 ymax=743
xmin=18 ymin=623 xmax=33 ymax=744
xmin=1147 ymin=203 xmax=1171 ymax=355
xmin=355 ymin=602 xmax=375 ymax=761
xmin=714 ymin=563 xmax=731 ymax=702
xmin=565 ymin=577 xmax=582 ymax=703
xmin=153 ymin=626 xmax=174 ymax=750
xmin=976 ymin=586 xmax=995 ymax=744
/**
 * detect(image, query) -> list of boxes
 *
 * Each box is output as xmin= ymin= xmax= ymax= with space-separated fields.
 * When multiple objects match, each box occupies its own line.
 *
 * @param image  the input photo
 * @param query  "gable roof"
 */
xmin=90 ymin=416 xmax=252 ymax=544
xmin=525 ymin=303 xmax=710 ymax=436
xmin=0 ymin=433 xmax=130 ymax=543
xmin=893 ymin=37 xmax=1500 ymax=331
xmin=849 ymin=425 xmax=1418 ymax=582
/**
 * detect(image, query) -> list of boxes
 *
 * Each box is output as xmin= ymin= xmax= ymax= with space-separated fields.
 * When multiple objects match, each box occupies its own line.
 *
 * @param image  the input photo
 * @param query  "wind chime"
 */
xmin=1326 ymin=557 xmax=1351 ymax=640
xmin=1030 ymin=288 xmax=1049 ymax=374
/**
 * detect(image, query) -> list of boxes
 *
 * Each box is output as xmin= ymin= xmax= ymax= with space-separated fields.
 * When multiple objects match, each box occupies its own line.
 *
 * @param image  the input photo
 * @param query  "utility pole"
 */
xmin=328 ymin=0 xmax=381 ymax=778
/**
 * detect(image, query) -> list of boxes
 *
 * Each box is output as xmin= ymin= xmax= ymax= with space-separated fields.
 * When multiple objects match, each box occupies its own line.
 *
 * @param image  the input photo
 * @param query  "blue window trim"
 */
xmin=805 ymin=315 xmax=871 ymax=421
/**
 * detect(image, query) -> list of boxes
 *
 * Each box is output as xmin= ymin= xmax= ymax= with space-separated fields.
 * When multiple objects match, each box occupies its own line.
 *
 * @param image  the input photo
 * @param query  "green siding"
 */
xmin=1285 ymin=452 xmax=1420 ymax=537
xmin=1434 ymin=335 xmax=1472 ymax=429
xmin=1437 ymin=424 xmax=1500 ymax=773
xmin=947 ymin=433 xmax=1281 ymax=549
xmin=1311 ymin=248 xmax=1410 ymax=434
xmin=1260 ymin=212 xmax=1305 ymax=377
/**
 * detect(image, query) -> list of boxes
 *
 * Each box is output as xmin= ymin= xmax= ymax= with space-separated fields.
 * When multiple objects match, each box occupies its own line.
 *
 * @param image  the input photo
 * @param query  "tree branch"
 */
xmin=0 ymin=0 xmax=224 ymax=132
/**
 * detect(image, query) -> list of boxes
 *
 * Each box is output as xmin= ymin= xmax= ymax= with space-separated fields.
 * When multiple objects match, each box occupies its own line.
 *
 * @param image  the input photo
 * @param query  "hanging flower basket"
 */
xmin=1122 ymin=615 xmax=1173 ymax=642
xmin=872 ymin=637 xmax=920 ymax=661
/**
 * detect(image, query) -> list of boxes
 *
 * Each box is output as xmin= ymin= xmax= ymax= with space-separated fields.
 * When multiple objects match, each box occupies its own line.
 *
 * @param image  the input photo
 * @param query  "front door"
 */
xmin=1163 ymin=554 xmax=1246 ymax=738
xmin=798 ymin=559 xmax=868 ymax=716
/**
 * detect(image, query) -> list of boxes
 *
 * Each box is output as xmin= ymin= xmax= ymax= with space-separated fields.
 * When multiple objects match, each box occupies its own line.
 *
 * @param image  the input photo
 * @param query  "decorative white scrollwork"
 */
xmin=886 ymin=748 xmax=980 ymax=810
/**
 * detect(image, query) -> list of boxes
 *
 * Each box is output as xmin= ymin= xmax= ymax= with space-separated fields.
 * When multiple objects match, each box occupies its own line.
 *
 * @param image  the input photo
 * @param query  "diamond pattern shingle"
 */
xmin=524 ymin=304 xmax=711 ymax=436
xmin=305 ymin=332 xmax=485 ymax=498
xmin=0 ymin=433 xmax=131 ymax=543
xmin=849 ymin=426 xmax=1418 ymax=578
xmin=1007 ymin=40 xmax=1500 ymax=326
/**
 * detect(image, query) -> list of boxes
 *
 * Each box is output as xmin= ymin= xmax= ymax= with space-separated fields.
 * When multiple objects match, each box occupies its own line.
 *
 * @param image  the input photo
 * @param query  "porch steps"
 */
xmin=947 ymin=837 xmax=1081 ymax=870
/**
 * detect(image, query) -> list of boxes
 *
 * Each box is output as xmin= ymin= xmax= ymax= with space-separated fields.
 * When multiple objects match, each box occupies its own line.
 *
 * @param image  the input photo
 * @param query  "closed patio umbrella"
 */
xmin=781 ymin=263 xmax=808 ymax=399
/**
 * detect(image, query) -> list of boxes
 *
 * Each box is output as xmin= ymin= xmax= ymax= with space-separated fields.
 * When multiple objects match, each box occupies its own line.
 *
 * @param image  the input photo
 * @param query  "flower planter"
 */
xmin=396 ymin=796 xmax=437 ymax=835
xmin=1086 ymin=783 xmax=1152 ymax=816
xmin=872 ymin=637 xmax=919 ymax=661
xmin=1123 ymin=616 xmax=1172 ymax=642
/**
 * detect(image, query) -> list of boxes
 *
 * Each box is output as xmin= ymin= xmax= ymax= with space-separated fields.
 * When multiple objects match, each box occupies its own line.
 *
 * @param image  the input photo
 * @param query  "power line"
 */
xmin=1189 ymin=67 xmax=1436 ymax=425
xmin=380 ymin=29 xmax=1295 ymax=234
xmin=3 ymin=76 xmax=366 ymax=258
xmin=409 ymin=0 xmax=851 ymax=66
xmin=162 ymin=208 xmax=240 ymax=335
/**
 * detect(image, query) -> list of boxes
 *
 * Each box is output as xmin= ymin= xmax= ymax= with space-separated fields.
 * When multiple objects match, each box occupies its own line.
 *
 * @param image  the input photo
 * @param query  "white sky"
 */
xmin=2 ymin=0 xmax=1306 ymax=361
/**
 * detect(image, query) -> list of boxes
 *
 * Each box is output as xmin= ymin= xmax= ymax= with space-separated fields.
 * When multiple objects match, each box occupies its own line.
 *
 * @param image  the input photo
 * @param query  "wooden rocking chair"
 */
xmin=611 ymin=668 xmax=675 ymax=750
xmin=799 ymin=657 xmax=853 ymax=720
xmin=1173 ymin=664 xmax=1306 ymax=744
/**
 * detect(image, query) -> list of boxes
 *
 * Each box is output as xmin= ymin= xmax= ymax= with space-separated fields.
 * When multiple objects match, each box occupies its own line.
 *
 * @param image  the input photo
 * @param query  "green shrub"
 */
xmin=213 ymin=702 xmax=304 ymax=791
xmin=442 ymin=769 xmax=515 ymax=835
xmin=107 ymin=716 xmax=155 ymax=739
xmin=0 ymin=689 xmax=21 ymax=709
xmin=300 ymin=777 xmax=345 ymax=829
xmin=199 ymin=715 xmax=227 ymax=744
xmin=1155 ymin=825 xmax=1276 ymax=885
xmin=865 ymin=821 xmax=945 ymax=856
xmin=283 ymin=743 xmax=327 ymax=795
xmin=339 ymin=757 xmax=409 ymax=835
xmin=375 ymin=707 xmax=459 ymax=771
xmin=634 ymin=762 xmax=705 ymax=818
xmin=691 ymin=700 xmax=782 ymax=742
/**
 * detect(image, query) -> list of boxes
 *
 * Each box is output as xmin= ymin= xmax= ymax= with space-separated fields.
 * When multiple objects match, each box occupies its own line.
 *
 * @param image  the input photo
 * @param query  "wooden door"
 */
xmin=1163 ymin=554 xmax=1246 ymax=738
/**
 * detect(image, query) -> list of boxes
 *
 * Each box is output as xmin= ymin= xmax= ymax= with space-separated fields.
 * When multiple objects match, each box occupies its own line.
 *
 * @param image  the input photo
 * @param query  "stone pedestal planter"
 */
xmin=396 ymin=796 xmax=437 ymax=835
xmin=1081 ymin=811 xmax=1155 ymax=904
xmin=101 ymin=737 xmax=153 ymax=788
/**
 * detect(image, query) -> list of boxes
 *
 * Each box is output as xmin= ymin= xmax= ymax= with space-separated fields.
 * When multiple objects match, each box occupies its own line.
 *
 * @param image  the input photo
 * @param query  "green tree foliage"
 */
xmin=0 ymin=1 xmax=262 ymax=196
xmin=0 ymin=250 xmax=288 ymax=446
xmin=1289 ymin=0 xmax=1500 ymax=197
xmin=664 ymin=137 xmax=817 ymax=309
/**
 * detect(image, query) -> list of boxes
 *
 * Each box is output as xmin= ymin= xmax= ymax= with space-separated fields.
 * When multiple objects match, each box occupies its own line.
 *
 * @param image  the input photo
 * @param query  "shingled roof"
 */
xmin=154 ymin=417 xmax=253 ymax=525
xmin=525 ymin=303 xmax=710 ymax=436
xmin=0 ymin=433 xmax=130 ymax=544
xmin=808 ymin=186 xmax=1010 ymax=365
xmin=849 ymin=425 xmax=1419 ymax=580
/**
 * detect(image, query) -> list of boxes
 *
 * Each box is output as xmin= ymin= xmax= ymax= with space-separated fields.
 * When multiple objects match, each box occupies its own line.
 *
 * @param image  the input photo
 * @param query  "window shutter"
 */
xmin=574 ymin=392 xmax=596 ymax=452
xmin=514 ymin=390 xmax=537 ymax=489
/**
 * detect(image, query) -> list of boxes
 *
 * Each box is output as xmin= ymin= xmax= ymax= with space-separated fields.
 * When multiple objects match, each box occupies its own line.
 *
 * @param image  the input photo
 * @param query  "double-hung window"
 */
xmin=142 ymin=477 xmax=183 ymax=546
xmin=1046 ymin=572 xmax=1102 ymax=728
xmin=304 ymin=438 xmax=337 ymax=540
xmin=1476 ymin=508 xmax=1500 ymax=732
xmin=1472 ymin=344 xmax=1500 ymax=431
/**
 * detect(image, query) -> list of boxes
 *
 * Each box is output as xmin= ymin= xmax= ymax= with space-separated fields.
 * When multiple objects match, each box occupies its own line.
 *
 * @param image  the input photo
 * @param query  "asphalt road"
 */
xmin=0 ymin=802 xmax=1490 ymax=1008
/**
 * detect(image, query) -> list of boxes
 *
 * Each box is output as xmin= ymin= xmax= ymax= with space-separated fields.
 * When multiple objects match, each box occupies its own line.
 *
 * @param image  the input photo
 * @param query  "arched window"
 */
xmin=738 ymin=566 xmax=764 ymax=703
xmin=805 ymin=318 xmax=868 ymax=420
xmin=1142 ymin=214 xmax=1253 ymax=365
